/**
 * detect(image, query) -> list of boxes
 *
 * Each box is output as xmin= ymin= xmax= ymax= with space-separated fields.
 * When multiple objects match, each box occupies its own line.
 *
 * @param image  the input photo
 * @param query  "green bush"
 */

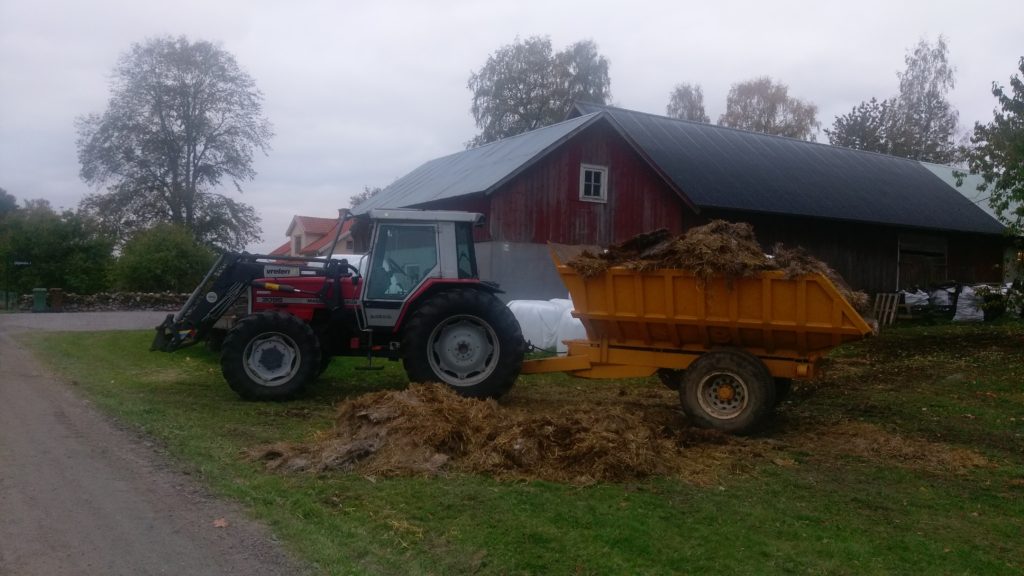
xmin=113 ymin=224 xmax=215 ymax=292
xmin=0 ymin=200 xmax=114 ymax=294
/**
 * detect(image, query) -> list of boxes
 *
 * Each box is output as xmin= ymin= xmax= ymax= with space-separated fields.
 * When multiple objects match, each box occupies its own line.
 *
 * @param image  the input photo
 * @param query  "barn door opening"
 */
xmin=898 ymin=233 xmax=947 ymax=289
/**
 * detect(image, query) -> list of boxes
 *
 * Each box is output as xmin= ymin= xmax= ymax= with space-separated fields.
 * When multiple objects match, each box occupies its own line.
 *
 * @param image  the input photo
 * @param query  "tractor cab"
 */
xmin=359 ymin=209 xmax=486 ymax=330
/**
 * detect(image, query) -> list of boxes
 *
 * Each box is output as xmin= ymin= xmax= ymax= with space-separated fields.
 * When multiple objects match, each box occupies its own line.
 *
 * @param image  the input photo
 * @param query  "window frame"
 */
xmin=579 ymin=164 xmax=609 ymax=203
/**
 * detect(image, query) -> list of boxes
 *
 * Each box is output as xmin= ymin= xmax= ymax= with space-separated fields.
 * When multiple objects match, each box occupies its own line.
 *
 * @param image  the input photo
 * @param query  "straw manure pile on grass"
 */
xmin=250 ymin=383 xmax=989 ymax=484
xmin=252 ymin=383 xmax=735 ymax=485
xmin=566 ymin=220 xmax=870 ymax=313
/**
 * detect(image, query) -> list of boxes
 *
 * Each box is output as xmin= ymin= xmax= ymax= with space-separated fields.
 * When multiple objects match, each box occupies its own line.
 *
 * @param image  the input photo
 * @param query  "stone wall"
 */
xmin=17 ymin=292 xmax=188 ymax=312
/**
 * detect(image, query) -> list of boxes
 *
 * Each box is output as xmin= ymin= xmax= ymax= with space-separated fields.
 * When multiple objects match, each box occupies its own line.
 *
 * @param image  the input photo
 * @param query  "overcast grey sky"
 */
xmin=2 ymin=0 xmax=1022 ymax=253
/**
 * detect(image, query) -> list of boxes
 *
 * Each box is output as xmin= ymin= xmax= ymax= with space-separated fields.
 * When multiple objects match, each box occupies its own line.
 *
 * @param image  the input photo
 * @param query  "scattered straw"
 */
xmin=784 ymin=420 xmax=992 ymax=474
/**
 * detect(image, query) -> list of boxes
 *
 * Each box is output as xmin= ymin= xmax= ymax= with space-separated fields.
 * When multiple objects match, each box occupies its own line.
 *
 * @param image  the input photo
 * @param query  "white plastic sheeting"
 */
xmin=508 ymin=298 xmax=587 ymax=354
xmin=930 ymin=288 xmax=953 ymax=307
xmin=1005 ymin=283 xmax=1021 ymax=317
xmin=554 ymin=305 xmax=588 ymax=353
xmin=952 ymin=286 xmax=984 ymax=322
xmin=901 ymin=289 xmax=930 ymax=307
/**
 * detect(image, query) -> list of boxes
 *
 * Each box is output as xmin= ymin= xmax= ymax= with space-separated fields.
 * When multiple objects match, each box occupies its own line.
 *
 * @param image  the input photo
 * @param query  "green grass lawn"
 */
xmin=21 ymin=321 xmax=1024 ymax=575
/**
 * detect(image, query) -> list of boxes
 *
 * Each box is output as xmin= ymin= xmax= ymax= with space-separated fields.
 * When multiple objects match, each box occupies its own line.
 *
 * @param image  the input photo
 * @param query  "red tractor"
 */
xmin=153 ymin=209 xmax=526 ymax=400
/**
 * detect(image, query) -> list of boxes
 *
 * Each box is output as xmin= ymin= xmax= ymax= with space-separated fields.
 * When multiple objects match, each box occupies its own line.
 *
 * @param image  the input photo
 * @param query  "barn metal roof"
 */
xmin=351 ymin=113 xmax=604 ymax=214
xmin=576 ymin=103 xmax=1005 ymax=235
xmin=353 ymin=103 xmax=1004 ymax=236
xmin=920 ymin=162 xmax=999 ymax=220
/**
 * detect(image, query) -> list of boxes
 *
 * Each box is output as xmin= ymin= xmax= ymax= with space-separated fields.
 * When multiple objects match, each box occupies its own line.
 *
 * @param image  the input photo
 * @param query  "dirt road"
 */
xmin=0 ymin=312 xmax=307 ymax=576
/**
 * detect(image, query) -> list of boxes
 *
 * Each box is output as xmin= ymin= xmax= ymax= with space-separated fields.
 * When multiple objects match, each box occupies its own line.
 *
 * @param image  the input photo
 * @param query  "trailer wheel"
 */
xmin=221 ymin=312 xmax=321 ymax=401
xmin=680 ymin=350 xmax=775 ymax=435
xmin=402 ymin=289 xmax=526 ymax=399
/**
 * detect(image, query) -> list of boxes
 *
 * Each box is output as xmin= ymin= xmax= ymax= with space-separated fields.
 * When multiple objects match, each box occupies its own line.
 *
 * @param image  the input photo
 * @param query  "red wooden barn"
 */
xmin=353 ymin=103 xmax=1010 ymax=300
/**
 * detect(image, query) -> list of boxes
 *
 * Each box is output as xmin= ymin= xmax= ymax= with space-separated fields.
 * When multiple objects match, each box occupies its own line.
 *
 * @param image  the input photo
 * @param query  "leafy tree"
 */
xmin=113 ymin=224 xmax=215 ymax=292
xmin=718 ymin=77 xmax=819 ymax=140
xmin=826 ymin=37 xmax=960 ymax=163
xmin=666 ymin=83 xmax=709 ymax=123
xmin=554 ymin=40 xmax=611 ymax=110
xmin=966 ymin=57 xmax=1024 ymax=235
xmin=889 ymin=37 xmax=959 ymax=163
xmin=77 ymin=36 xmax=272 ymax=251
xmin=0 ymin=187 xmax=16 ymax=217
xmin=0 ymin=200 xmax=114 ymax=294
xmin=349 ymin=185 xmax=383 ymax=208
xmin=825 ymin=97 xmax=893 ymax=151
xmin=467 ymin=36 xmax=611 ymax=147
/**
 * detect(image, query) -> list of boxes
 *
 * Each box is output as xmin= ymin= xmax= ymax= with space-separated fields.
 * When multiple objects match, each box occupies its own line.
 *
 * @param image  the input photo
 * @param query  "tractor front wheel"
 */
xmin=402 ymin=289 xmax=525 ymax=399
xmin=221 ymin=311 xmax=321 ymax=401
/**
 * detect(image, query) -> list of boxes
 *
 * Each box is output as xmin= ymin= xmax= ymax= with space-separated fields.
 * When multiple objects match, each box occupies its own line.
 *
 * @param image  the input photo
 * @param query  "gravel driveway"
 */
xmin=0 ymin=310 xmax=170 ymax=333
xmin=0 ymin=312 xmax=308 ymax=575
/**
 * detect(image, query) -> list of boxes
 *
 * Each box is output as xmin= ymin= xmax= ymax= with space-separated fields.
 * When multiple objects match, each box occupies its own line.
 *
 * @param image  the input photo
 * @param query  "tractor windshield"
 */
xmin=365 ymin=224 xmax=438 ymax=300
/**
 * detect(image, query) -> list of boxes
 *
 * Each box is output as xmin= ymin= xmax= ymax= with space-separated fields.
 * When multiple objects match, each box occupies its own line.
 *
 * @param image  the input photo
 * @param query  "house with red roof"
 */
xmin=268 ymin=210 xmax=356 ymax=257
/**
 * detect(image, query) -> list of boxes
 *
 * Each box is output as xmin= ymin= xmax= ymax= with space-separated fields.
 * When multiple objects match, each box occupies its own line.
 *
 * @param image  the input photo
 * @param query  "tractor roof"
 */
xmin=367 ymin=208 xmax=484 ymax=224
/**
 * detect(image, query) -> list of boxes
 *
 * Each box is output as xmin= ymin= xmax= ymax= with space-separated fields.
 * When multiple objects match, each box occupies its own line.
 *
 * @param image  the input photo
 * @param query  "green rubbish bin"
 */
xmin=32 ymin=288 xmax=48 ymax=313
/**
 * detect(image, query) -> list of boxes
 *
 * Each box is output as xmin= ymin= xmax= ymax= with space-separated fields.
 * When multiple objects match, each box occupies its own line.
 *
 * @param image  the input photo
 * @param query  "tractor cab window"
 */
xmin=455 ymin=222 xmax=477 ymax=279
xmin=366 ymin=224 xmax=438 ymax=300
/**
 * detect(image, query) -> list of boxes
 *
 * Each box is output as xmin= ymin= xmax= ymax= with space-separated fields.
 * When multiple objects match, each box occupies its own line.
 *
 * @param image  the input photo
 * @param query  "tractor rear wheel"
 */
xmin=221 ymin=311 xmax=321 ymax=401
xmin=679 ymin=350 xmax=775 ymax=435
xmin=402 ymin=289 xmax=525 ymax=399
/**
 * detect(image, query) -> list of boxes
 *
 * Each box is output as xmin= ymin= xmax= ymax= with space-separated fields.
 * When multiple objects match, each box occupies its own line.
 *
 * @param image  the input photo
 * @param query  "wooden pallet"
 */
xmin=872 ymin=292 xmax=901 ymax=327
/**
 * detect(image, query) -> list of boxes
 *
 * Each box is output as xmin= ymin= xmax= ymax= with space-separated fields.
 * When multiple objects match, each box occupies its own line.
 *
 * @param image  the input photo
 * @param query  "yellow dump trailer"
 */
xmin=521 ymin=248 xmax=873 ymax=433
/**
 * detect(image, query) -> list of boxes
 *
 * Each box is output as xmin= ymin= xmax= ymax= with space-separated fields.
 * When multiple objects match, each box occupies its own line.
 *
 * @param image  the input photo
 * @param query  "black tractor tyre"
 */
xmin=220 ymin=311 xmax=321 ymax=401
xmin=679 ymin=350 xmax=776 ymax=435
xmin=401 ymin=289 xmax=526 ymax=399
xmin=318 ymin=354 xmax=333 ymax=376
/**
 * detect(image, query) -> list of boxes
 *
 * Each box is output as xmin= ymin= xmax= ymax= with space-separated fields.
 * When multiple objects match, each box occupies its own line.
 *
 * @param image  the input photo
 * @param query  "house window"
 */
xmin=292 ymin=235 xmax=302 ymax=255
xmin=580 ymin=164 xmax=608 ymax=202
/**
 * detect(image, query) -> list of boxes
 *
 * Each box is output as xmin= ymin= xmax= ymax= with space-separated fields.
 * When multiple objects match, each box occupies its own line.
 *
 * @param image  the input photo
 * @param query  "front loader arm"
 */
xmin=151 ymin=253 xmax=264 ymax=352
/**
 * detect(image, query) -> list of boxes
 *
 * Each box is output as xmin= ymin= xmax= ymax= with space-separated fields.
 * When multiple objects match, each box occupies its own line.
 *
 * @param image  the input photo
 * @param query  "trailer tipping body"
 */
xmin=522 ymin=247 xmax=873 ymax=381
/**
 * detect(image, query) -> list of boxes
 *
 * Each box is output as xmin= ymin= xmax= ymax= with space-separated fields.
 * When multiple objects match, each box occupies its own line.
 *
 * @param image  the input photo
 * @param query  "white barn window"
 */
xmin=580 ymin=164 xmax=608 ymax=203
